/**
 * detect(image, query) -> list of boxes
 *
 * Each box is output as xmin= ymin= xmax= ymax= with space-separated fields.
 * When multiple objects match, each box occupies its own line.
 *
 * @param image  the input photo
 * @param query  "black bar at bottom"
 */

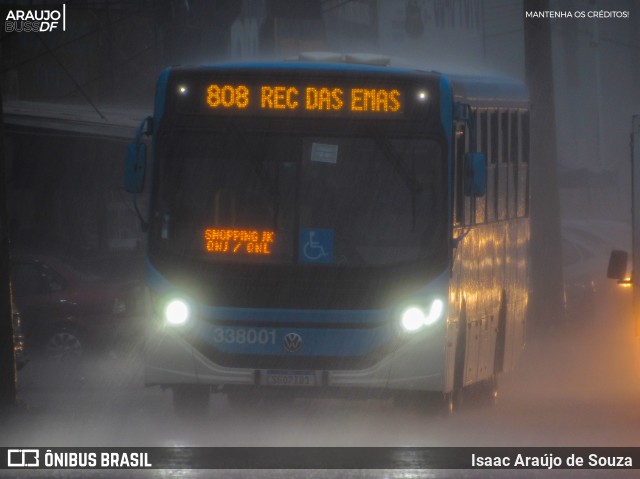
xmin=1 ymin=447 xmax=640 ymax=469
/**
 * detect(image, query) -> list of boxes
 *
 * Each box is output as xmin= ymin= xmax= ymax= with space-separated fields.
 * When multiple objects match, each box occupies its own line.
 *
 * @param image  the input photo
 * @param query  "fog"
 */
xmin=6 ymin=300 xmax=638 ymax=449
xmin=2 ymin=295 xmax=640 ymax=479
xmin=2 ymin=0 xmax=640 ymax=478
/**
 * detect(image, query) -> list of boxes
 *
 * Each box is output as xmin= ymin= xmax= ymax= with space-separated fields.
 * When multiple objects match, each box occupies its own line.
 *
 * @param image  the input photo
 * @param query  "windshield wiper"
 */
xmin=367 ymin=126 xmax=421 ymax=230
xmin=224 ymin=125 xmax=281 ymax=230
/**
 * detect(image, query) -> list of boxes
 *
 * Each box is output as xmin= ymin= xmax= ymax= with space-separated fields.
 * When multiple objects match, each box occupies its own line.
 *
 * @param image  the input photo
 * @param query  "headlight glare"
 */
xmin=424 ymin=299 xmax=444 ymax=325
xmin=165 ymin=299 xmax=190 ymax=325
xmin=401 ymin=307 xmax=425 ymax=331
xmin=401 ymin=299 xmax=444 ymax=332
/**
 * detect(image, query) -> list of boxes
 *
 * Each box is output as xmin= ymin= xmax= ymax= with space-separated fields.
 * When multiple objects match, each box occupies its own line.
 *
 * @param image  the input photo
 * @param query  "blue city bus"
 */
xmin=126 ymin=56 xmax=530 ymax=414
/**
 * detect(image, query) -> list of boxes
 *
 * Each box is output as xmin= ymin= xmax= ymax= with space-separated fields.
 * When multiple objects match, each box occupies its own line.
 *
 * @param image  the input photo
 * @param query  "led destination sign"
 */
xmin=205 ymin=84 xmax=401 ymax=115
xmin=174 ymin=76 xmax=420 ymax=118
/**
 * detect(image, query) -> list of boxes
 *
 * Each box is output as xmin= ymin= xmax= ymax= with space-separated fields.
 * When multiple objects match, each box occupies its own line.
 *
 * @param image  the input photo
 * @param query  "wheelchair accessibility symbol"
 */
xmin=299 ymin=228 xmax=334 ymax=263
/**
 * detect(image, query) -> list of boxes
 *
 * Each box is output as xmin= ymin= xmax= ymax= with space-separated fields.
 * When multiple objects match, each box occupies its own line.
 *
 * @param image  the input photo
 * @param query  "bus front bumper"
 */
xmin=143 ymin=328 xmax=446 ymax=394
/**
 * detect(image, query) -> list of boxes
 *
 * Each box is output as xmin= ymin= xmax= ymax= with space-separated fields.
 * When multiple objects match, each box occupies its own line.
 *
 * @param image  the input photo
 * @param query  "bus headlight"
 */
xmin=401 ymin=299 xmax=444 ymax=332
xmin=165 ymin=299 xmax=190 ymax=325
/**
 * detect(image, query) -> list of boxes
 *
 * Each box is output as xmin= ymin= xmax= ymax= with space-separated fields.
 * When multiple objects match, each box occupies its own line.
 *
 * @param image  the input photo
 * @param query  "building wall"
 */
xmin=549 ymin=0 xmax=640 ymax=220
xmin=377 ymin=0 xmax=485 ymax=70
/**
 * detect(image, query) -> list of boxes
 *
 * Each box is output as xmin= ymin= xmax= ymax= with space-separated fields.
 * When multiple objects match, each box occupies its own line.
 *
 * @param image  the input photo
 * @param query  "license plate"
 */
xmin=264 ymin=370 xmax=316 ymax=387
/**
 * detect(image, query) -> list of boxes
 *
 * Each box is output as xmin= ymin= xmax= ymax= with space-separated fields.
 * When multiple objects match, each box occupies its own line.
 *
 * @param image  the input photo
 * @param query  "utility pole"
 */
xmin=523 ymin=0 xmax=566 ymax=330
xmin=0 ymin=84 xmax=17 ymax=411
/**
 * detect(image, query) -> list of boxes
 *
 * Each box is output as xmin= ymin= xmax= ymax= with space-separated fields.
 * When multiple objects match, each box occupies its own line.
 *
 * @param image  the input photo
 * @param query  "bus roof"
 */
xmin=167 ymin=60 xmax=529 ymax=107
xmin=447 ymin=74 xmax=529 ymax=107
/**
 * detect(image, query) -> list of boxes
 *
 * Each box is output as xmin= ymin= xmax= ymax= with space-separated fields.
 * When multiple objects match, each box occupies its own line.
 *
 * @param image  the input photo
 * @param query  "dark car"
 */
xmin=11 ymin=256 xmax=143 ymax=360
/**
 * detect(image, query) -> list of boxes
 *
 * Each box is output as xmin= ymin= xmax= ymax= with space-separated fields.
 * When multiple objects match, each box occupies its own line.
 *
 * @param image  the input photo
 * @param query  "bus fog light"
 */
xmin=165 ymin=299 xmax=190 ymax=325
xmin=401 ymin=299 xmax=444 ymax=332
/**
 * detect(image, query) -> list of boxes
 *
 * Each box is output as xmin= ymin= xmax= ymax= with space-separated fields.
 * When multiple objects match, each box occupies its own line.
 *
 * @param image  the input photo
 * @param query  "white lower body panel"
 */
xmin=144 ymin=324 xmax=446 ymax=393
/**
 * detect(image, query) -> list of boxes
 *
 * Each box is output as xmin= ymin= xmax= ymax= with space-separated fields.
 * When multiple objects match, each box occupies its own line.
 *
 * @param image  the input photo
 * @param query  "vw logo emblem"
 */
xmin=283 ymin=332 xmax=303 ymax=353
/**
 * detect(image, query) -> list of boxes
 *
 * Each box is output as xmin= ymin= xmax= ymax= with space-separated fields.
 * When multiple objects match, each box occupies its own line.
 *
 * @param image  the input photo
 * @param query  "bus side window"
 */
xmin=463 ymin=123 xmax=472 ymax=226
xmin=517 ymin=111 xmax=530 ymax=217
xmin=508 ymin=110 xmax=518 ymax=218
xmin=454 ymin=124 xmax=465 ymax=226
xmin=497 ymin=110 xmax=508 ymax=220
xmin=454 ymin=123 xmax=471 ymax=226
xmin=487 ymin=110 xmax=498 ymax=222
xmin=475 ymin=110 xmax=486 ymax=224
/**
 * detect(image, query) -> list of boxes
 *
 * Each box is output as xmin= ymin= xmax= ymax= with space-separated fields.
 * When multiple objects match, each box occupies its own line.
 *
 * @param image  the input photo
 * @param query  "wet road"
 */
xmin=2 ymin=301 xmax=640 ymax=477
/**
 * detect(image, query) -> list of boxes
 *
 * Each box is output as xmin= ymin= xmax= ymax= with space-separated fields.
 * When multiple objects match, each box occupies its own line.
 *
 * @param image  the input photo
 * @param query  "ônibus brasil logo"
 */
xmin=5 ymin=4 xmax=66 ymax=33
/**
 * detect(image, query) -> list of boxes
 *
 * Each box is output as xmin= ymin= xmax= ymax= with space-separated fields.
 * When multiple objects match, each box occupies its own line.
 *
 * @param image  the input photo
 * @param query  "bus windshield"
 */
xmin=153 ymin=128 xmax=446 ymax=268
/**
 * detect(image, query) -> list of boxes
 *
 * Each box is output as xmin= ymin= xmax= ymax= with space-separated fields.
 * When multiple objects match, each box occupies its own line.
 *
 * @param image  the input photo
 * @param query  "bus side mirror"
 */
xmin=607 ymin=249 xmax=629 ymax=281
xmin=464 ymin=152 xmax=486 ymax=197
xmin=125 ymin=142 xmax=146 ymax=194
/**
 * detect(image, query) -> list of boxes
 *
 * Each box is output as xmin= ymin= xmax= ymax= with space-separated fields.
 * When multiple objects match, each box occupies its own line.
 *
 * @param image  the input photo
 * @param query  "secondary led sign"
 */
xmin=204 ymin=84 xmax=402 ymax=115
xmin=204 ymin=228 xmax=275 ymax=256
